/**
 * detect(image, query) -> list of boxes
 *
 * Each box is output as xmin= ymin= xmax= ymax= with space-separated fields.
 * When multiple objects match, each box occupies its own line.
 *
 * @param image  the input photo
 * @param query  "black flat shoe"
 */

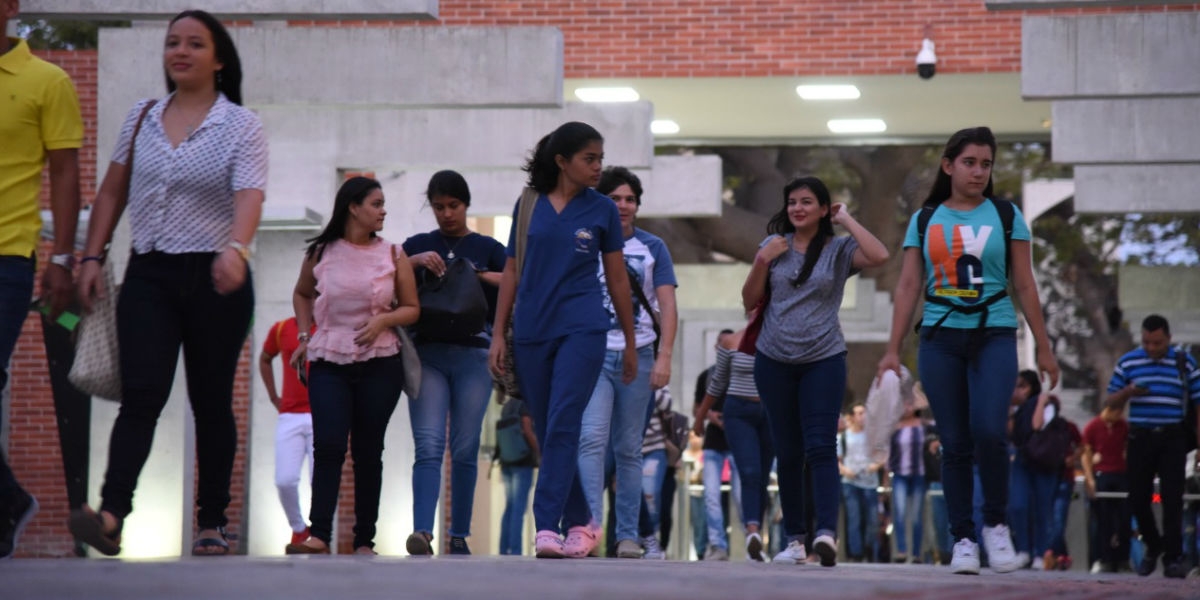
xmin=68 ymin=506 xmax=122 ymax=557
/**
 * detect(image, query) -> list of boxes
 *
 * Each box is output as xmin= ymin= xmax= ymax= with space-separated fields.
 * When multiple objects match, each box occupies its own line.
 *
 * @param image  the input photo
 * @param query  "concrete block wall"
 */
xmin=1014 ymin=12 xmax=1200 ymax=213
xmin=22 ymin=0 xmax=439 ymax=20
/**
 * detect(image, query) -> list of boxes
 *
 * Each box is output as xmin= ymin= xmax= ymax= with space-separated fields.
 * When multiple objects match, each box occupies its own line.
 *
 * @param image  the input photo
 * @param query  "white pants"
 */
xmin=275 ymin=412 xmax=314 ymax=533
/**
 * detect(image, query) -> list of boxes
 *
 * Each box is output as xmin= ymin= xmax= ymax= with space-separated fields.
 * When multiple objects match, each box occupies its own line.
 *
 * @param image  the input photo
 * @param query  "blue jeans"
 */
xmin=499 ymin=465 xmax=534 ymax=555
xmin=918 ymin=327 xmax=1017 ymax=542
xmin=578 ymin=345 xmax=653 ymax=542
xmin=1009 ymin=457 xmax=1058 ymax=557
xmin=409 ymin=342 xmax=494 ymax=538
xmin=513 ymin=332 xmax=606 ymax=533
xmin=0 ymin=256 xmax=34 ymax=497
xmin=1049 ymin=477 xmax=1074 ymax=556
xmin=892 ymin=473 xmax=927 ymax=557
xmin=755 ymin=351 xmax=845 ymax=540
xmin=702 ymin=449 xmax=740 ymax=550
xmin=641 ymin=448 xmax=668 ymax=534
xmin=307 ymin=355 xmax=404 ymax=548
xmin=929 ymin=482 xmax=952 ymax=561
xmin=843 ymin=483 xmax=880 ymax=560
xmin=722 ymin=395 xmax=774 ymax=529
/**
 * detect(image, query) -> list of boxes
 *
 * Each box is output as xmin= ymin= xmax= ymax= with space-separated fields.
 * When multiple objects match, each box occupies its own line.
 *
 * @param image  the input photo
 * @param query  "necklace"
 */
xmin=441 ymin=232 xmax=471 ymax=260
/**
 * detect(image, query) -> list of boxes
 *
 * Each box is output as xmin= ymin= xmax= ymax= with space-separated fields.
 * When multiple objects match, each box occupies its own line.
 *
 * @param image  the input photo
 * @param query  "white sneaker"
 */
xmin=981 ymin=525 xmax=1022 ymax=573
xmin=813 ymin=534 xmax=837 ymax=567
xmin=950 ymin=538 xmax=981 ymax=575
xmin=772 ymin=540 xmax=807 ymax=564
xmin=1014 ymin=551 xmax=1031 ymax=570
xmin=641 ymin=535 xmax=665 ymax=560
xmin=745 ymin=532 xmax=765 ymax=562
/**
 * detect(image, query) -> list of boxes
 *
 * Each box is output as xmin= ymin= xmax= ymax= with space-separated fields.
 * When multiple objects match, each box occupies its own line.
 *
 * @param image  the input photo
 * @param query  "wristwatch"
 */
xmin=49 ymin=254 xmax=77 ymax=270
xmin=297 ymin=332 xmax=311 ymax=343
xmin=228 ymin=240 xmax=252 ymax=263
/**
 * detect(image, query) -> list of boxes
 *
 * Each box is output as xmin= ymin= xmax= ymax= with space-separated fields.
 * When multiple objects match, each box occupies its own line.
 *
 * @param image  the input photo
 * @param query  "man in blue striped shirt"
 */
xmin=1104 ymin=315 xmax=1200 ymax=579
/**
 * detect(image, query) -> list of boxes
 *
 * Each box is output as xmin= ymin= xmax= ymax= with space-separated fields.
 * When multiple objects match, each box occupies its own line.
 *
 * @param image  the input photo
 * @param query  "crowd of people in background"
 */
xmin=2 ymin=7 xmax=1199 ymax=583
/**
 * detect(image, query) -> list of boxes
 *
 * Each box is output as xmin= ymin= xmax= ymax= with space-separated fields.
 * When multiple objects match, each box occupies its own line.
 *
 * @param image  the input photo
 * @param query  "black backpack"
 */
xmin=1022 ymin=415 xmax=1073 ymax=473
xmin=495 ymin=399 xmax=532 ymax=465
xmin=914 ymin=198 xmax=1017 ymax=338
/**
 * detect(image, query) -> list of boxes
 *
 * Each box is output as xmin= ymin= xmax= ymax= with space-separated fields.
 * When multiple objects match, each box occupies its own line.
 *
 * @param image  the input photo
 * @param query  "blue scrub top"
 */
xmin=506 ymin=187 xmax=624 ymax=343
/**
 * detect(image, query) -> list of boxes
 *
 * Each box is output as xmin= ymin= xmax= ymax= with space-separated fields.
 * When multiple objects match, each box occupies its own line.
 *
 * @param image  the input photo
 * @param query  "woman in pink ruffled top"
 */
xmin=286 ymin=176 xmax=420 ymax=555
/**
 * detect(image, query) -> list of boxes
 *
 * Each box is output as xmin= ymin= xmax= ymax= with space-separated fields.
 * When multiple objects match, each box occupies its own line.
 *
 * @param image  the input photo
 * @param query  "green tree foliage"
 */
xmin=16 ymin=19 xmax=128 ymax=50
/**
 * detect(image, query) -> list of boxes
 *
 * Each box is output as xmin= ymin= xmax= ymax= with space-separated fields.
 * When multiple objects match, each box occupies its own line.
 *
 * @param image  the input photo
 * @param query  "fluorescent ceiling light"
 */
xmin=796 ymin=84 xmax=861 ymax=100
xmin=827 ymin=119 xmax=887 ymax=134
xmin=651 ymin=119 xmax=680 ymax=135
xmin=574 ymin=87 xmax=639 ymax=102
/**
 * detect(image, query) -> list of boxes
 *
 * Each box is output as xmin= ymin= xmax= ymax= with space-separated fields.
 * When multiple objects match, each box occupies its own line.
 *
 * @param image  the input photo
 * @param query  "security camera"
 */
xmin=916 ymin=38 xmax=936 ymax=79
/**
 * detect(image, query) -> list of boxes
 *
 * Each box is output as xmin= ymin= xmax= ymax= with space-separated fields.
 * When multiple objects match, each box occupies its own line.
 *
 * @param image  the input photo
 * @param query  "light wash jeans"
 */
xmin=642 ymin=448 xmax=669 ymax=534
xmin=499 ymin=465 xmax=534 ymax=555
xmin=577 ymin=345 xmax=653 ymax=542
xmin=409 ymin=343 xmax=494 ymax=537
xmin=702 ymin=449 xmax=740 ymax=551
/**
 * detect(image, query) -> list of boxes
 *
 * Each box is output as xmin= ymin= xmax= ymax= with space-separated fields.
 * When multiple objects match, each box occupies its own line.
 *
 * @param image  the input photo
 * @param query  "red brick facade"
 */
xmin=9 ymin=1 xmax=1198 ymax=557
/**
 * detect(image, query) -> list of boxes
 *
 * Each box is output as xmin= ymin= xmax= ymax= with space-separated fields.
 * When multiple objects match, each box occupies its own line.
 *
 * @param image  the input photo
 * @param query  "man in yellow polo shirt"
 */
xmin=0 ymin=0 xmax=84 ymax=559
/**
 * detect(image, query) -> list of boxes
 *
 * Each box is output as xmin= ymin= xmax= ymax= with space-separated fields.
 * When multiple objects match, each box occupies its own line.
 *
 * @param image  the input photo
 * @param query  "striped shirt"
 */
xmin=642 ymin=387 xmax=673 ymax=454
xmin=706 ymin=346 xmax=759 ymax=399
xmin=1107 ymin=346 xmax=1200 ymax=427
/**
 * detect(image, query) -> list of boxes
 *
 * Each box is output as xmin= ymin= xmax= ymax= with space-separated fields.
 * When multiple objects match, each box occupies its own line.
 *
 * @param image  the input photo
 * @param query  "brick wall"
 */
xmin=10 ymin=1 xmax=1198 ymax=557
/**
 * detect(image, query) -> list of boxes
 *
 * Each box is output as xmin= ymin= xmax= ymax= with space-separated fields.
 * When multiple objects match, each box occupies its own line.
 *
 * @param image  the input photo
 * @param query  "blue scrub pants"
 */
xmin=514 ymin=331 xmax=606 ymax=533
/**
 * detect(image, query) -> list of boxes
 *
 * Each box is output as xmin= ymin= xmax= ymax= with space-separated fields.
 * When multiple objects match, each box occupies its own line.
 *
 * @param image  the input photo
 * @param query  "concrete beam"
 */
xmin=99 ymin=26 xmax=563 ymax=110
xmin=987 ymin=0 xmax=1195 ymax=9
xmin=1073 ymin=164 xmax=1200 ymax=213
xmin=1051 ymin=98 xmax=1200 ymax=163
xmin=21 ymin=0 xmax=438 ymax=20
xmin=1022 ymin=14 xmax=1200 ymax=99
xmin=257 ymin=102 xmax=655 ymax=223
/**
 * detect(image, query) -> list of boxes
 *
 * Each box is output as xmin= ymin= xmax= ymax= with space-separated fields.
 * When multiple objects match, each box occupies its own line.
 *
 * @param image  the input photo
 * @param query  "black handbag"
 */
xmin=415 ymin=257 xmax=488 ymax=342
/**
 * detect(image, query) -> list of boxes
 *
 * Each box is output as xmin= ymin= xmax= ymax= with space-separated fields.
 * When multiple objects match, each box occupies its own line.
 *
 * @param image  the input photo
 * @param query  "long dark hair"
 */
xmin=1018 ymin=369 xmax=1042 ymax=400
xmin=766 ymin=176 xmax=835 ymax=286
xmin=305 ymin=176 xmax=382 ymax=261
xmin=522 ymin=121 xmax=604 ymax=194
xmin=923 ymin=126 xmax=996 ymax=208
xmin=165 ymin=10 xmax=244 ymax=105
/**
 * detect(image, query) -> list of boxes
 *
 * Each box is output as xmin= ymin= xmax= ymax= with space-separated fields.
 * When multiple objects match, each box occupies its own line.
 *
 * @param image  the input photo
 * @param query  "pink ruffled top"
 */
xmin=308 ymin=238 xmax=401 ymax=364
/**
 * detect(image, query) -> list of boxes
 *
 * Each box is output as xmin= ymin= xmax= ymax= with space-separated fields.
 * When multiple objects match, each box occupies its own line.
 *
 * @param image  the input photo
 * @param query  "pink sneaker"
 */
xmin=535 ymin=530 xmax=565 ymax=558
xmin=563 ymin=524 xmax=601 ymax=558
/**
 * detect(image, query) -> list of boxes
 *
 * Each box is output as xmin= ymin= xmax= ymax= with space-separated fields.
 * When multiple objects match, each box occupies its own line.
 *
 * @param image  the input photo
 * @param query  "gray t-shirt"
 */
xmin=755 ymin=234 xmax=859 ymax=364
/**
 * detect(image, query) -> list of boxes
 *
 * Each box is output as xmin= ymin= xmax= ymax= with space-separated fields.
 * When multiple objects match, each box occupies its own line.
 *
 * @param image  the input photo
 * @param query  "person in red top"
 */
xmin=259 ymin=316 xmax=316 ymax=549
xmin=1081 ymin=404 xmax=1130 ymax=573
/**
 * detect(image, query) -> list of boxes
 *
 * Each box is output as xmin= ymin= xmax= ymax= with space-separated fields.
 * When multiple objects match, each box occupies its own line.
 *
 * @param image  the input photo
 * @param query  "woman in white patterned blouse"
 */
xmin=71 ymin=9 xmax=268 ymax=557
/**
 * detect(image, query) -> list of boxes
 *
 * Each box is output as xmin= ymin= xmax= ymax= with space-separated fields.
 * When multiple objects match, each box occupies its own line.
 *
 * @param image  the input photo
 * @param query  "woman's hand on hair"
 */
xmin=755 ymin=235 xmax=788 ymax=265
xmin=212 ymin=247 xmax=247 ymax=295
xmin=830 ymin=202 xmax=851 ymax=226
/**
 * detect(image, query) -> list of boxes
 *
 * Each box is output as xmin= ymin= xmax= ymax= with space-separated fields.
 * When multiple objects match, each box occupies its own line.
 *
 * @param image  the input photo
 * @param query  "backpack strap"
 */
xmin=625 ymin=262 xmax=661 ymax=357
xmin=913 ymin=198 xmax=1017 ymax=340
xmin=513 ymin=188 xmax=538 ymax=285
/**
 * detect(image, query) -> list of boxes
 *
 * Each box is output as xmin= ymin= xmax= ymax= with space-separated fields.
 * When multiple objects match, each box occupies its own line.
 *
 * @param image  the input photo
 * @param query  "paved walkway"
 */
xmin=5 ymin=556 xmax=1197 ymax=599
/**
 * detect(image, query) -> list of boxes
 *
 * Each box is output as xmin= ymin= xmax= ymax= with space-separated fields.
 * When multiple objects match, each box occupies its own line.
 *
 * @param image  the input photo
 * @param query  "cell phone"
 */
xmin=298 ymin=366 xmax=308 ymax=387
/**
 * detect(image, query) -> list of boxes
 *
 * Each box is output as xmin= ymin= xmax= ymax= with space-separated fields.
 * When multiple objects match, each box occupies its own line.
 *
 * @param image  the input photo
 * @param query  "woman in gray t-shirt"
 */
xmin=741 ymin=176 xmax=889 ymax=567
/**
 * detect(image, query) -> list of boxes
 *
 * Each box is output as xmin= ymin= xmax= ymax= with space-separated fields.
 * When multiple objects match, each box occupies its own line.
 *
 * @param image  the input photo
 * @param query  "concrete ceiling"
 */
xmin=565 ymin=73 xmax=1052 ymax=146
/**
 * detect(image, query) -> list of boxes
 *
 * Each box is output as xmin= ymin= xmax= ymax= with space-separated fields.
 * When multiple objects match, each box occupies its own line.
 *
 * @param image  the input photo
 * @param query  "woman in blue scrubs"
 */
xmin=489 ymin=121 xmax=637 ymax=559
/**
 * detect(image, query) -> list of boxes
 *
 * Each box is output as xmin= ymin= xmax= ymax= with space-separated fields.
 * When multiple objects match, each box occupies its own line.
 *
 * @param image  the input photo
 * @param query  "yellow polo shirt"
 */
xmin=0 ymin=38 xmax=83 ymax=257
